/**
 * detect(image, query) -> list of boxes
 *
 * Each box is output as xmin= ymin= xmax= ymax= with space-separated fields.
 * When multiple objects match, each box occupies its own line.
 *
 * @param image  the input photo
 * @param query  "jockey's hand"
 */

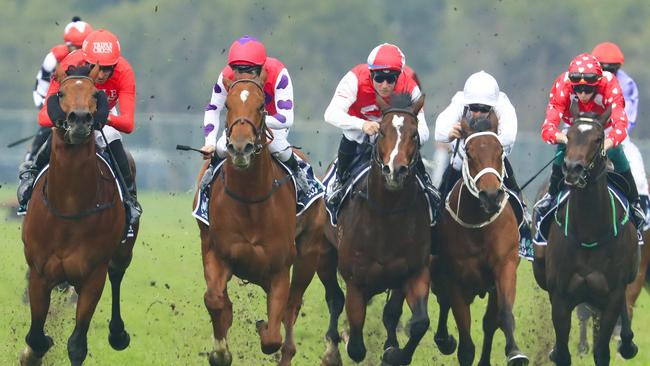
xmin=362 ymin=121 xmax=380 ymax=136
xmin=555 ymin=132 xmax=568 ymax=145
xmin=199 ymin=144 xmax=216 ymax=160
xmin=448 ymin=122 xmax=462 ymax=140
xmin=604 ymin=138 xmax=614 ymax=152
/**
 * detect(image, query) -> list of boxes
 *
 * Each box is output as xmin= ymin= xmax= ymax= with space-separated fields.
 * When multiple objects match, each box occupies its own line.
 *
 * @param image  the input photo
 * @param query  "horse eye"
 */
xmin=57 ymin=91 xmax=64 ymax=98
xmin=412 ymin=133 xmax=418 ymax=141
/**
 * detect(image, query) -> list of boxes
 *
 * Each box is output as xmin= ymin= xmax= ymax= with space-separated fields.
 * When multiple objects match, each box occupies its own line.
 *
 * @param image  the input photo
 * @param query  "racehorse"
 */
xmin=430 ymin=112 xmax=529 ymax=366
xmin=195 ymin=71 xmax=325 ymax=366
xmin=532 ymin=104 xmax=639 ymax=365
xmin=318 ymin=93 xmax=431 ymax=366
xmin=20 ymin=64 xmax=138 ymax=366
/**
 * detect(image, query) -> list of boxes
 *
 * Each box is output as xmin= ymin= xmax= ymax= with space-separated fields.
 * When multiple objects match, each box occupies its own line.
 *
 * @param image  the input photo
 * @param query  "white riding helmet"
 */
xmin=462 ymin=71 xmax=500 ymax=106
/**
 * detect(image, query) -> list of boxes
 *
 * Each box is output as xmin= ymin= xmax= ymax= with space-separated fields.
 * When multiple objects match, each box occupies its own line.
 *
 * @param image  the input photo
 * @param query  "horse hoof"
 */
xmin=434 ymin=335 xmax=457 ymax=355
xmin=507 ymin=351 xmax=529 ymax=366
xmin=382 ymin=346 xmax=405 ymax=365
xmin=20 ymin=347 xmax=43 ymax=366
xmin=345 ymin=337 xmax=366 ymax=363
xmin=108 ymin=330 xmax=130 ymax=350
xmin=618 ymin=341 xmax=638 ymax=359
xmin=208 ymin=350 xmax=232 ymax=366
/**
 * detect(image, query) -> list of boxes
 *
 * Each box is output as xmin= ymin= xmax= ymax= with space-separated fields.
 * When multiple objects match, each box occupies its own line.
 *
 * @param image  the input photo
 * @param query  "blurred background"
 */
xmin=1 ymin=0 xmax=650 ymax=197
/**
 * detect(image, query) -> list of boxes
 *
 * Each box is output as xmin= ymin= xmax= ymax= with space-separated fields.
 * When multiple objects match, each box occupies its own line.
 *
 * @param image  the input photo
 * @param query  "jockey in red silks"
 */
xmin=18 ymin=29 xmax=141 ymax=225
xmin=199 ymin=35 xmax=310 ymax=192
xmin=534 ymin=52 xmax=644 ymax=228
xmin=323 ymin=43 xmax=432 ymax=205
xmin=25 ymin=17 xmax=93 ymax=163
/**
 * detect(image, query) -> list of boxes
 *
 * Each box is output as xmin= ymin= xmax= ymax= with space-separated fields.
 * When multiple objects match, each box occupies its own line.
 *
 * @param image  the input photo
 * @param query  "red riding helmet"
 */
xmin=592 ymin=42 xmax=625 ymax=65
xmin=227 ymin=36 xmax=267 ymax=66
xmin=63 ymin=17 xmax=93 ymax=48
xmin=367 ymin=43 xmax=405 ymax=71
xmin=567 ymin=53 xmax=602 ymax=86
xmin=82 ymin=29 xmax=121 ymax=66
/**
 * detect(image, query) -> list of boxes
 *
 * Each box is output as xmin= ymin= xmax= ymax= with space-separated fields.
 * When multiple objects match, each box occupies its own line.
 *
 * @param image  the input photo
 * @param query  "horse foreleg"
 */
xmin=449 ymin=288 xmax=474 ymax=366
xmin=107 ymin=250 xmax=133 ymax=351
xmin=495 ymin=258 xmax=528 ymax=366
xmin=344 ymin=283 xmax=368 ymax=363
xmin=549 ymin=294 xmax=572 ymax=366
xmin=258 ymin=269 xmax=289 ymax=355
xmin=433 ymin=293 xmax=457 ymax=355
xmin=317 ymin=243 xmax=344 ymax=366
xmin=383 ymin=267 xmax=430 ymax=366
xmin=279 ymin=240 xmax=320 ymax=366
xmin=203 ymin=251 xmax=233 ymax=366
xmin=477 ymin=289 xmax=498 ymax=366
xmin=617 ymin=295 xmax=638 ymax=360
xmin=593 ymin=293 xmax=623 ymax=366
xmin=20 ymin=270 xmax=54 ymax=366
xmin=68 ymin=266 xmax=108 ymax=366
xmin=382 ymin=289 xmax=404 ymax=351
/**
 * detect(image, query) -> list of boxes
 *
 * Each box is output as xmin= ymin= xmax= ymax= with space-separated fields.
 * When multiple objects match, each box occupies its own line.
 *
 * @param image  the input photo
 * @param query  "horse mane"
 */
xmin=65 ymin=64 xmax=93 ymax=77
xmin=388 ymin=92 xmax=414 ymax=109
xmin=468 ymin=117 xmax=492 ymax=132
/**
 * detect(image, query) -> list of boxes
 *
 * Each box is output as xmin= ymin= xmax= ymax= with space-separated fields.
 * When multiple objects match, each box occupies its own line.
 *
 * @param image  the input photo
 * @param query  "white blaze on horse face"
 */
xmin=75 ymin=80 xmax=82 ymax=85
xmin=388 ymin=115 xmax=405 ymax=172
xmin=240 ymin=90 xmax=250 ymax=103
xmin=577 ymin=124 xmax=593 ymax=133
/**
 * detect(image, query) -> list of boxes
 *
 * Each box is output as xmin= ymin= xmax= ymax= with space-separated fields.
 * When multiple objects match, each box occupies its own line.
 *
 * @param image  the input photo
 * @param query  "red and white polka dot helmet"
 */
xmin=568 ymin=53 xmax=602 ymax=85
xmin=367 ymin=43 xmax=405 ymax=72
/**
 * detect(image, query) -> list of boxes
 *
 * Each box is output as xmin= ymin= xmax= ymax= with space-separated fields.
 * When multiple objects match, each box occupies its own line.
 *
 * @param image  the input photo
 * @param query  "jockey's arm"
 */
xmin=410 ymin=86 xmax=429 ymax=144
xmin=202 ymin=73 xmax=228 ymax=148
xmin=33 ymin=52 xmax=57 ymax=108
xmin=265 ymin=68 xmax=294 ymax=129
xmin=622 ymin=74 xmax=639 ymax=132
xmin=541 ymin=74 xmax=569 ymax=145
xmin=604 ymin=75 xmax=628 ymax=148
xmin=435 ymin=92 xmax=464 ymax=143
xmin=37 ymin=76 xmax=62 ymax=127
xmin=108 ymin=82 xmax=136 ymax=133
xmin=495 ymin=92 xmax=517 ymax=155
xmin=324 ymin=72 xmax=367 ymax=132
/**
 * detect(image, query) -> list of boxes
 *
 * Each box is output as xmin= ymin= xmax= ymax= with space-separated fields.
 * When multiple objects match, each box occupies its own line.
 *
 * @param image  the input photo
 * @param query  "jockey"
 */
xmin=592 ymin=42 xmax=650 ymax=223
xmin=324 ymin=43 xmax=432 ymax=205
xmin=535 ymin=52 xmax=644 ymax=228
xmin=18 ymin=29 xmax=142 ymax=225
xmin=27 ymin=16 xmax=93 ymax=162
xmin=199 ymin=35 xmax=309 ymax=192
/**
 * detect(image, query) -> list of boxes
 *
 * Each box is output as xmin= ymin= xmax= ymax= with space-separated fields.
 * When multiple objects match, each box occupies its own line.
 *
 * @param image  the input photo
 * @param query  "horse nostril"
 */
xmin=226 ymin=144 xmax=236 ymax=154
xmin=396 ymin=165 xmax=408 ymax=176
xmin=244 ymin=143 xmax=255 ymax=154
xmin=382 ymin=165 xmax=391 ymax=175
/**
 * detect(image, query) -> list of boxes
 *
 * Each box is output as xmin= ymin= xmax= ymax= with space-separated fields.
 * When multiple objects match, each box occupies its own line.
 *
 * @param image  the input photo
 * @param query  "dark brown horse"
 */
xmin=195 ymin=72 xmax=325 ymax=366
xmin=20 ymin=65 xmax=138 ymax=366
xmin=318 ymin=93 xmax=431 ymax=366
xmin=533 ymin=105 xmax=639 ymax=366
xmin=431 ymin=114 xmax=528 ymax=366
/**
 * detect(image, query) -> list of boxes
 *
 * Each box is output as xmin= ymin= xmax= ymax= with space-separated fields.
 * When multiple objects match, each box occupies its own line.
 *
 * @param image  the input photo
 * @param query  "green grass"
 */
xmin=1 ymin=186 xmax=649 ymax=365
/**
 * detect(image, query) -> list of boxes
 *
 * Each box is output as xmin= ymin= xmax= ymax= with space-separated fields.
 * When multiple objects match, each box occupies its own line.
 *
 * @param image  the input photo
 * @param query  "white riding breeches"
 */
xmin=94 ymin=125 xmax=122 ymax=149
xmin=216 ymin=127 xmax=293 ymax=162
xmin=622 ymin=137 xmax=649 ymax=196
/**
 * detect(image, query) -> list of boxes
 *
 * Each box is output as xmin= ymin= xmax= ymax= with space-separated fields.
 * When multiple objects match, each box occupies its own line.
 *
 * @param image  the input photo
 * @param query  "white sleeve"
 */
xmin=265 ymin=68 xmax=294 ymax=129
xmin=494 ymin=92 xmax=517 ymax=155
xmin=203 ymin=73 xmax=227 ymax=146
xmin=324 ymin=72 xmax=367 ymax=132
xmin=33 ymin=52 xmax=57 ymax=107
xmin=410 ymin=86 xmax=429 ymax=143
xmin=435 ymin=92 xmax=464 ymax=143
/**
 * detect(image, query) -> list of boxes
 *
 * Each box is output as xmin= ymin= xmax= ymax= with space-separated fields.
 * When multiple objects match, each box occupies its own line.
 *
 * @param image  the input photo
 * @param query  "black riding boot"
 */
xmin=109 ymin=140 xmax=142 ymax=225
xmin=503 ymin=158 xmax=533 ymax=250
xmin=534 ymin=163 xmax=564 ymax=219
xmin=26 ymin=126 xmax=52 ymax=162
xmin=17 ymin=136 xmax=52 ymax=210
xmin=438 ymin=164 xmax=461 ymax=205
xmin=327 ymin=136 xmax=357 ymax=205
xmin=283 ymin=153 xmax=310 ymax=193
xmin=415 ymin=159 xmax=441 ymax=204
xmin=620 ymin=169 xmax=645 ymax=229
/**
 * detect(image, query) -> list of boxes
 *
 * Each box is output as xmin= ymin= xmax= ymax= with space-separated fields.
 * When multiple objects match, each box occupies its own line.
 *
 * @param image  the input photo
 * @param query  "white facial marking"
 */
xmin=577 ymin=124 xmax=593 ymax=133
xmin=388 ymin=115 xmax=405 ymax=172
xmin=240 ymin=90 xmax=249 ymax=103
xmin=75 ymin=80 xmax=82 ymax=85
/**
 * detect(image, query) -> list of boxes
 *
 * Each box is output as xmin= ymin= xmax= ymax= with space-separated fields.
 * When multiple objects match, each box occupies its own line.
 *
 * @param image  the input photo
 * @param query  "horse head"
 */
xmin=48 ymin=64 xmax=109 ymax=145
xmin=373 ymin=93 xmax=424 ymax=190
xmin=460 ymin=110 xmax=505 ymax=214
xmin=222 ymin=70 xmax=268 ymax=170
xmin=563 ymin=101 xmax=611 ymax=188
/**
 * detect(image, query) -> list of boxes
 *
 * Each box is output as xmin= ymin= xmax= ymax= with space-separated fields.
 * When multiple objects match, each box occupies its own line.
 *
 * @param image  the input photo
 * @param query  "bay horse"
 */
xmin=532 ymin=104 xmax=639 ymax=366
xmin=318 ymin=93 xmax=431 ymax=366
xmin=430 ymin=114 xmax=529 ymax=366
xmin=20 ymin=64 xmax=138 ymax=366
xmin=195 ymin=72 xmax=325 ymax=366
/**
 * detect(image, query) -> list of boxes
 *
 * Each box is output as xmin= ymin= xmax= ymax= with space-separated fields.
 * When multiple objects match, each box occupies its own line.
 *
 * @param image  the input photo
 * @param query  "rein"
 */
xmin=225 ymin=79 xmax=273 ymax=154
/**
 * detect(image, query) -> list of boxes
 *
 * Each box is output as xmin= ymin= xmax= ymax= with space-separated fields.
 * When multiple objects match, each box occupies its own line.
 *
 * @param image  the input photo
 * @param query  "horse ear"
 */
xmin=459 ymin=116 xmax=470 ymax=138
xmin=259 ymin=67 xmax=268 ymax=84
xmin=93 ymin=90 xmax=109 ymax=128
xmin=54 ymin=64 xmax=67 ymax=83
xmin=223 ymin=77 xmax=233 ymax=90
xmin=488 ymin=110 xmax=499 ymax=133
xmin=569 ymin=99 xmax=580 ymax=119
xmin=599 ymin=105 xmax=612 ymax=126
xmin=375 ymin=94 xmax=390 ymax=112
xmin=88 ymin=64 xmax=100 ymax=80
xmin=412 ymin=94 xmax=425 ymax=114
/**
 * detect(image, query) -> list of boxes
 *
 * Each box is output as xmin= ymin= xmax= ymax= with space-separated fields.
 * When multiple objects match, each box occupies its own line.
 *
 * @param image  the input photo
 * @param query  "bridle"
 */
xmin=55 ymin=75 xmax=97 ymax=133
xmin=566 ymin=117 xmax=607 ymax=189
xmin=224 ymin=78 xmax=272 ymax=154
xmin=371 ymin=108 xmax=420 ymax=174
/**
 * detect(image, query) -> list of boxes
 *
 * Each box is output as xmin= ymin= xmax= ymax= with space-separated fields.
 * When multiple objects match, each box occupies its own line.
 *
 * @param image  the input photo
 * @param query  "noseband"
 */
xmin=225 ymin=79 xmax=270 ymax=154
xmin=461 ymin=131 xmax=505 ymax=198
xmin=55 ymin=75 xmax=97 ymax=135
xmin=371 ymin=108 xmax=420 ymax=173
xmin=569 ymin=118 xmax=607 ymax=189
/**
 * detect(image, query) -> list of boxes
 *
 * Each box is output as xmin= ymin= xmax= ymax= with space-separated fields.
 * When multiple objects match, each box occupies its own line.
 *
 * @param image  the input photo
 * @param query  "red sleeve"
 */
xmin=107 ymin=63 xmax=136 ymax=133
xmin=38 ymin=77 xmax=62 ymax=127
xmin=541 ymin=73 xmax=570 ymax=144
xmin=602 ymin=76 xmax=628 ymax=147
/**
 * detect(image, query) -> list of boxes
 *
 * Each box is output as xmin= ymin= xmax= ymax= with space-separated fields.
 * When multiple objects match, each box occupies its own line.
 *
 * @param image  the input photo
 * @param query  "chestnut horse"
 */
xmin=430 ymin=114 xmax=529 ymax=366
xmin=195 ymin=73 xmax=325 ymax=366
xmin=20 ymin=65 xmax=138 ymax=366
xmin=533 ymin=105 xmax=639 ymax=366
xmin=318 ymin=93 xmax=431 ymax=366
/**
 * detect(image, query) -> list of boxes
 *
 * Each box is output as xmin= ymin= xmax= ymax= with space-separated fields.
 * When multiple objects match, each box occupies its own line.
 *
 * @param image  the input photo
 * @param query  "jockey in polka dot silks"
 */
xmin=199 ymin=35 xmax=309 ymax=192
xmin=534 ymin=52 xmax=645 ymax=229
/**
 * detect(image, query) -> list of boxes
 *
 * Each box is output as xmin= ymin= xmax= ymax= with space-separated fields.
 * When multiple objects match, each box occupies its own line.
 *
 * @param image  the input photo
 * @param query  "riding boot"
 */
xmin=534 ymin=163 xmax=564 ymax=219
xmin=199 ymin=154 xmax=226 ymax=192
xmin=26 ymin=126 xmax=52 ymax=162
xmin=438 ymin=164 xmax=461 ymax=206
xmin=17 ymin=136 xmax=52 ymax=211
xmin=284 ymin=153 xmax=310 ymax=194
xmin=327 ymin=136 xmax=357 ymax=205
xmin=109 ymin=140 xmax=142 ymax=226
xmin=620 ymin=169 xmax=646 ymax=229
xmin=503 ymin=158 xmax=533 ymax=250
xmin=415 ymin=159 xmax=441 ymax=206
